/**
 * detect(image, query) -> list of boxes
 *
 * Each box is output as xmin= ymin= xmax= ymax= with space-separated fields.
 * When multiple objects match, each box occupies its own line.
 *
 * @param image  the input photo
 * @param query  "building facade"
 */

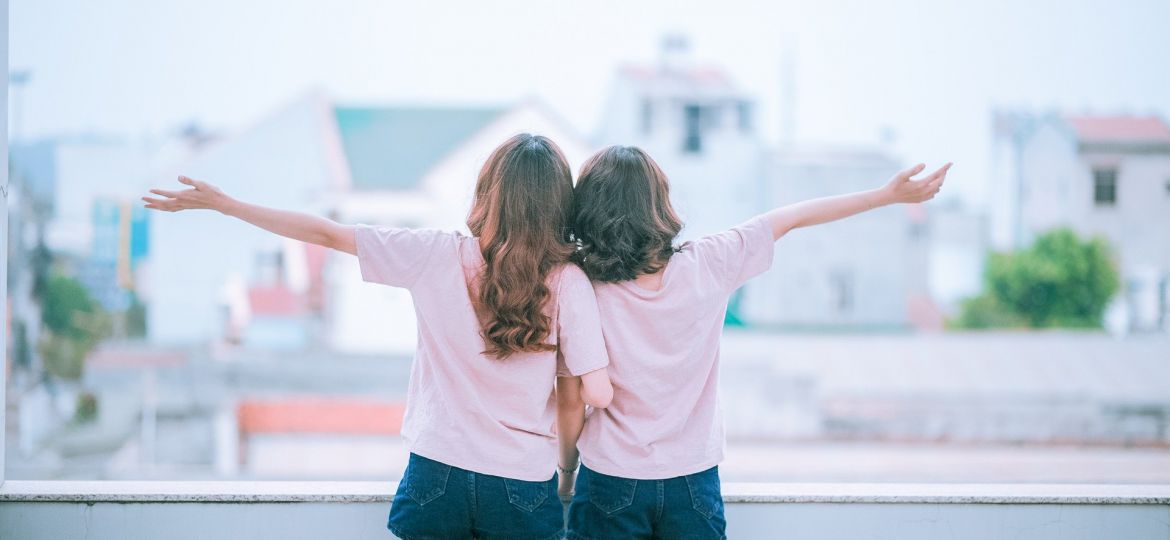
xmin=992 ymin=112 xmax=1170 ymax=331
xmin=595 ymin=39 xmax=930 ymax=329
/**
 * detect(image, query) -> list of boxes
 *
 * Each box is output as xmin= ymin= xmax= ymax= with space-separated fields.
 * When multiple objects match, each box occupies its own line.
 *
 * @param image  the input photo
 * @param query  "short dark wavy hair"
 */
xmin=571 ymin=146 xmax=683 ymax=283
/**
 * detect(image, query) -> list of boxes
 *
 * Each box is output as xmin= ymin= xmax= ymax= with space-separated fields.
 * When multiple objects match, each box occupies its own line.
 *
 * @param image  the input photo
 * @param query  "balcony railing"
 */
xmin=2 ymin=481 xmax=1168 ymax=539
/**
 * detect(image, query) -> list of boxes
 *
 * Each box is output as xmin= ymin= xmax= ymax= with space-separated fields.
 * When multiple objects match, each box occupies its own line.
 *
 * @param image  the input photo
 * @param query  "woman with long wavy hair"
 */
xmin=144 ymin=133 xmax=613 ymax=539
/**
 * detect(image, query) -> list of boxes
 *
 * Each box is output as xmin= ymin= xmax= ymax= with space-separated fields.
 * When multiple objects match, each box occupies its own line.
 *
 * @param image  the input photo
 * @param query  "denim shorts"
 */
xmin=387 ymin=453 xmax=564 ymax=540
xmin=566 ymin=464 xmax=726 ymax=540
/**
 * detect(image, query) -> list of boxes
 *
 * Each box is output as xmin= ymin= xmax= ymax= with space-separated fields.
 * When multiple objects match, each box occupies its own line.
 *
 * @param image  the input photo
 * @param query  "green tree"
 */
xmin=38 ymin=273 xmax=110 ymax=380
xmin=956 ymin=228 xmax=1119 ymax=329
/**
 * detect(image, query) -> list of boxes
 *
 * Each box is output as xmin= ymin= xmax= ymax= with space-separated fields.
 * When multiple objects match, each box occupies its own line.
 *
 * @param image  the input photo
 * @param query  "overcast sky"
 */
xmin=10 ymin=0 xmax=1170 ymax=205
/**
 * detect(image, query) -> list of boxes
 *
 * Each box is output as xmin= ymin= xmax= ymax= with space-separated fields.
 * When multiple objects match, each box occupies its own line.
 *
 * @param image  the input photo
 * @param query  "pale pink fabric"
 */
xmin=577 ymin=216 xmax=775 ymax=479
xmin=355 ymin=226 xmax=608 ymax=481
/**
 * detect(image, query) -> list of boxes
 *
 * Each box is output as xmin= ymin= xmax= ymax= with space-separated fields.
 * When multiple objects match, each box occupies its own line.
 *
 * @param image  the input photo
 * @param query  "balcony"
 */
xmin=2 ymin=481 xmax=1168 ymax=539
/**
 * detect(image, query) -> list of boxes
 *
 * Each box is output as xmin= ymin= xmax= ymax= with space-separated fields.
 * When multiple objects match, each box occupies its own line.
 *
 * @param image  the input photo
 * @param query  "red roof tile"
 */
xmin=1065 ymin=115 xmax=1170 ymax=143
xmin=303 ymin=242 xmax=328 ymax=310
xmin=247 ymin=284 xmax=308 ymax=316
xmin=619 ymin=65 xmax=734 ymax=87
xmin=237 ymin=398 xmax=405 ymax=435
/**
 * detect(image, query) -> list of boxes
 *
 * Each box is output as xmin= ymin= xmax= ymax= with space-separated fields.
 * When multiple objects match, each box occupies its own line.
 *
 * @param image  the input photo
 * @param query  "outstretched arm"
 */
xmin=763 ymin=162 xmax=951 ymax=240
xmin=143 ymin=176 xmax=356 ymax=255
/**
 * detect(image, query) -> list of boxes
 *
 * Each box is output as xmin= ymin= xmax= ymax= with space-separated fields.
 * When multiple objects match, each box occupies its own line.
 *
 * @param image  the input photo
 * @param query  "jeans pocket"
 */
xmin=586 ymin=469 xmax=637 ymax=515
xmin=503 ymin=477 xmax=551 ymax=513
xmin=684 ymin=468 xmax=723 ymax=520
xmin=402 ymin=455 xmax=452 ymax=506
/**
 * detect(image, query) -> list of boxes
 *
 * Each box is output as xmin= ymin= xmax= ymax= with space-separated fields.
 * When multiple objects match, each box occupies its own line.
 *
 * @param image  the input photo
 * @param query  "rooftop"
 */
xmin=237 ymin=398 xmax=405 ymax=436
xmin=333 ymin=106 xmax=505 ymax=191
xmin=1064 ymin=115 xmax=1170 ymax=145
xmin=617 ymin=64 xmax=745 ymax=98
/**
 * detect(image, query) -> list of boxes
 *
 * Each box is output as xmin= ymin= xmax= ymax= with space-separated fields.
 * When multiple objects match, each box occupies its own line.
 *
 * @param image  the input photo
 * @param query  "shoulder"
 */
xmin=689 ymin=217 xmax=771 ymax=254
xmin=554 ymin=263 xmax=592 ymax=288
xmin=552 ymin=263 xmax=598 ymax=298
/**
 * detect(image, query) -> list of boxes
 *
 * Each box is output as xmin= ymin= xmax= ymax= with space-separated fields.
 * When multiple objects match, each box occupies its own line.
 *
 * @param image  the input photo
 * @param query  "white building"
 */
xmin=595 ymin=37 xmax=763 ymax=239
xmin=926 ymin=201 xmax=988 ymax=314
xmin=148 ymin=94 xmax=595 ymax=352
xmin=327 ymin=99 xmax=596 ymax=353
xmin=147 ymin=94 xmax=346 ymax=345
xmin=992 ymin=112 xmax=1170 ymax=331
xmin=595 ymin=39 xmax=932 ymax=329
xmin=741 ymin=146 xmax=931 ymax=330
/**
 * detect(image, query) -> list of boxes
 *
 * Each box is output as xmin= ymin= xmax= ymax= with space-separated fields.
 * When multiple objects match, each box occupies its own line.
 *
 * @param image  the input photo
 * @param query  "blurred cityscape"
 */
xmin=6 ymin=35 xmax=1170 ymax=484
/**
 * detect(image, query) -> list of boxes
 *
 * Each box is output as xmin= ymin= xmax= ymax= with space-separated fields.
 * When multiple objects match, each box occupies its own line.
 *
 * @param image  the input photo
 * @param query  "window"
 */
xmin=908 ymin=222 xmax=928 ymax=240
xmin=1093 ymin=167 xmax=1117 ymax=206
xmin=683 ymin=104 xmax=702 ymax=154
xmin=829 ymin=270 xmax=855 ymax=314
xmin=1160 ymin=277 xmax=1168 ymax=329
xmin=737 ymin=101 xmax=752 ymax=133
xmin=640 ymin=98 xmax=653 ymax=134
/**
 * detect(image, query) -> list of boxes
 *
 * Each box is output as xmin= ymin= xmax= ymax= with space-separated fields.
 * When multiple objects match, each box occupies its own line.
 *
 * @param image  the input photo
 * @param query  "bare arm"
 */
xmin=143 ymin=176 xmax=356 ymax=255
xmin=556 ymin=376 xmax=586 ymax=501
xmin=579 ymin=367 xmax=613 ymax=409
xmin=764 ymin=162 xmax=951 ymax=240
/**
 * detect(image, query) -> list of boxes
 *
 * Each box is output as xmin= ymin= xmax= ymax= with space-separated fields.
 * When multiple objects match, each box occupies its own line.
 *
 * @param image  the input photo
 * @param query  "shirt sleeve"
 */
xmin=354 ymin=225 xmax=449 ymax=289
xmin=690 ymin=215 xmax=776 ymax=292
xmin=555 ymin=265 xmax=610 ymax=377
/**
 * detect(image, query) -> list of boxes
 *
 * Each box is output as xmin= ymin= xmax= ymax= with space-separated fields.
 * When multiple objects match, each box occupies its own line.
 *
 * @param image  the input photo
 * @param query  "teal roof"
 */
xmin=334 ymin=106 xmax=505 ymax=190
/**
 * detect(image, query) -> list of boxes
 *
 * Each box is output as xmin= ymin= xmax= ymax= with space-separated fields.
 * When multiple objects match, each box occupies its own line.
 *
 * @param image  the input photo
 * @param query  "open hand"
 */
xmin=881 ymin=162 xmax=951 ymax=204
xmin=142 ymin=176 xmax=229 ymax=213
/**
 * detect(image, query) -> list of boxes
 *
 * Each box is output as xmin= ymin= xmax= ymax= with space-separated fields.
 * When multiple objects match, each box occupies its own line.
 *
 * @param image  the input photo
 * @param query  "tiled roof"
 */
xmin=1064 ymin=115 xmax=1170 ymax=143
xmin=304 ymin=242 xmax=328 ymax=311
xmin=237 ymin=398 xmax=405 ymax=435
xmin=619 ymin=65 xmax=733 ymax=86
xmin=617 ymin=64 xmax=742 ymax=97
xmin=333 ymin=106 xmax=505 ymax=191
xmin=247 ymin=284 xmax=308 ymax=316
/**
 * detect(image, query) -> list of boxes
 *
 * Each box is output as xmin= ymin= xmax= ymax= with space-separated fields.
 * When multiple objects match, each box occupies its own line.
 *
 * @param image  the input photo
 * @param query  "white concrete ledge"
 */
xmin=2 ymin=480 xmax=1168 ymax=505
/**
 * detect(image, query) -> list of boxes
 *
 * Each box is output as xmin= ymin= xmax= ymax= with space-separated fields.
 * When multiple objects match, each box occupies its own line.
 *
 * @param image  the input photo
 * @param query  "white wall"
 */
xmin=147 ymin=95 xmax=342 ymax=345
xmin=743 ymin=152 xmax=914 ymax=328
xmin=2 ymin=498 xmax=1168 ymax=540
xmin=596 ymin=75 xmax=764 ymax=239
xmin=328 ymin=101 xmax=596 ymax=354
xmin=43 ymin=139 xmax=160 ymax=255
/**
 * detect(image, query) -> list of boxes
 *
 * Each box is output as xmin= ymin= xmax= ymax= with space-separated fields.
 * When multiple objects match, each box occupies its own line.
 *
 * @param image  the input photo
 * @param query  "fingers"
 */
xmin=924 ymin=162 xmax=952 ymax=183
xmin=906 ymin=162 xmax=951 ymax=199
xmin=149 ymin=188 xmax=182 ymax=198
xmin=898 ymin=163 xmax=926 ymax=180
xmin=141 ymin=196 xmax=179 ymax=212
xmin=178 ymin=175 xmax=196 ymax=187
xmin=929 ymin=163 xmax=952 ymax=191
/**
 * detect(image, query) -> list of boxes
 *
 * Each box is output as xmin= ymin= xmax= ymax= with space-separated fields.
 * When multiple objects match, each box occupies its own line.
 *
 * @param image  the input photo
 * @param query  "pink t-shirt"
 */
xmin=577 ymin=216 xmax=775 ymax=479
xmin=355 ymin=226 xmax=609 ymax=481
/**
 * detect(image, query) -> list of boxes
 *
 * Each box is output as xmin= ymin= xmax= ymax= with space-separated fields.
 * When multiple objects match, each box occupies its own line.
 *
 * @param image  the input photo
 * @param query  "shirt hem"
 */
xmin=566 ymin=361 xmax=609 ymax=377
xmin=409 ymin=443 xmax=557 ymax=482
xmin=579 ymin=454 xmax=723 ymax=480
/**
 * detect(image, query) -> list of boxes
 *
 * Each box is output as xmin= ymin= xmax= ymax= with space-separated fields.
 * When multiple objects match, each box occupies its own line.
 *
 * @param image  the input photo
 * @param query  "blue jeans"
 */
xmin=566 ymin=464 xmax=726 ymax=540
xmin=388 ymin=453 xmax=564 ymax=540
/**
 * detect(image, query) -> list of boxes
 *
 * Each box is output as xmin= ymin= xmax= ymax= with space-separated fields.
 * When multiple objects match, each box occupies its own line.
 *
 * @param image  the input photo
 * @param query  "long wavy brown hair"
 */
xmin=467 ymin=134 xmax=576 ymax=358
xmin=572 ymin=145 xmax=684 ymax=282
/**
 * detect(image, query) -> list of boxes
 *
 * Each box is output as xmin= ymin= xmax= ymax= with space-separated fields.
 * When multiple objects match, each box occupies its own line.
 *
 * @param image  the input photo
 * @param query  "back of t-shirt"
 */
xmin=576 ymin=216 xmax=774 ymax=480
xmin=355 ymin=226 xmax=609 ymax=481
